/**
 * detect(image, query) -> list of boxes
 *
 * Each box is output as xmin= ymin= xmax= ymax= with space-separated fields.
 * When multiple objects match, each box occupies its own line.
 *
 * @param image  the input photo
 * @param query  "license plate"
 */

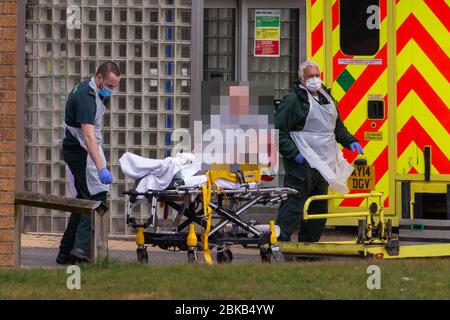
xmin=348 ymin=165 xmax=375 ymax=191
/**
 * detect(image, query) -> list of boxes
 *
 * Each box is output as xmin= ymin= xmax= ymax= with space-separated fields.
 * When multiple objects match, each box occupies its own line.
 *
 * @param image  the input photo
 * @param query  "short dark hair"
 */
xmin=95 ymin=61 xmax=120 ymax=78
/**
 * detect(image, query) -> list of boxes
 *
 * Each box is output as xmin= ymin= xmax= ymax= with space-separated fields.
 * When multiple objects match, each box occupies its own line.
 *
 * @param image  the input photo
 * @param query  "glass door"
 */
xmin=247 ymin=5 xmax=301 ymax=99
xmin=203 ymin=1 xmax=238 ymax=81
xmin=203 ymin=7 xmax=237 ymax=81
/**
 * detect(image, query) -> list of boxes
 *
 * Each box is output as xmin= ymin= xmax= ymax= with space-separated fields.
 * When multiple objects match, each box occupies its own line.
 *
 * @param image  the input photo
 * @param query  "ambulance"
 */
xmin=305 ymin=0 xmax=450 ymax=229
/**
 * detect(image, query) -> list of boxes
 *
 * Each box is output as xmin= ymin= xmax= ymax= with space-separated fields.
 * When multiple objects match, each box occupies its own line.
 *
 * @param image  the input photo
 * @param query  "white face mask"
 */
xmin=305 ymin=76 xmax=322 ymax=92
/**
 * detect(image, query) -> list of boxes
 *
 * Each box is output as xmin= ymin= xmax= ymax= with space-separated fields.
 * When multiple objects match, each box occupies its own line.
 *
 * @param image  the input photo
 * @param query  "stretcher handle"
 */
xmin=123 ymin=189 xmax=148 ymax=196
xmin=235 ymin=170 xmax=249 ymax=188
xmin=303 ymin=192 xmax=383 ymax=220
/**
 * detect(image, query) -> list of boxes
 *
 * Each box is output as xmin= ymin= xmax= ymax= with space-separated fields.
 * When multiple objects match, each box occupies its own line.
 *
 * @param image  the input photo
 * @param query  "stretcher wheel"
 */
xmin=187 ymin=250 xmax=198 ymax=264
xmin=357 ymin=219 xmax=366 ymax=243
xmin=271 ymin=250 xmax=284 ymax=263
xmin=217 ymin=249 xmax=233 ymax=264
xmin=386 ymin=219 xmax=393 ymax=239
xmin=260 ymin=248 xmax=269 ymax=263
xmin=260 ymin=248 xmax=283 ymax=263
xmin=137 ymin=247 xmax=148 ymax=263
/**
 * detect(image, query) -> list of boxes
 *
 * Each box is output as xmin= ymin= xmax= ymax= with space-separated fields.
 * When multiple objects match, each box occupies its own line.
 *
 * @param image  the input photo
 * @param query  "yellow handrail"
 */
xmin=303 ymin=192 xmax=384 ymax=221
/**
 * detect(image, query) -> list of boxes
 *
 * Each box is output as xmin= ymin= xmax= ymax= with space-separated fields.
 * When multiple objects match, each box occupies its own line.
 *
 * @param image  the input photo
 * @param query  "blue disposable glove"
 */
xmin=98 ymin=168 xmax=113 ymax=184
xmin=294 ymin=152 xmax=305 ymax=164
xmin=350 ymin=142 xmax=364 ymax=155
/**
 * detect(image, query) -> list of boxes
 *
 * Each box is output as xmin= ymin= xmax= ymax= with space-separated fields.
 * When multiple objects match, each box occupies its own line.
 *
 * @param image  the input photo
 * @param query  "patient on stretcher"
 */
xmin=119 ymin=152 xmax=261 ymax=193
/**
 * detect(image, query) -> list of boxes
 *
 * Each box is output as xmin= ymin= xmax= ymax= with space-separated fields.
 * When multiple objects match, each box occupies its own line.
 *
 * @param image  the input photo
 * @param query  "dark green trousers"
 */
xmin=277 ymin=162 xmax=328 ymax=242
xmin=59 ymin=145 xmax=107 ymax=257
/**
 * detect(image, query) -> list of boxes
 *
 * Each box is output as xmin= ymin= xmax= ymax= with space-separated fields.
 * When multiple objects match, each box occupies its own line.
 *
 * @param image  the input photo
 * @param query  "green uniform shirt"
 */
xmin=62 ymin=79 xmax=109 ymax=147
xmin=275 ymin=81 xmax=357 ymax=160
xmin=275 ymin=82 xmax=357 ymax=179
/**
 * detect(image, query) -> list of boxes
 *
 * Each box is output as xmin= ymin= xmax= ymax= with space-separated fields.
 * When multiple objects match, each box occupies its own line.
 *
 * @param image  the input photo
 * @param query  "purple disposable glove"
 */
xmin=294 ymin=152 xmax=305 ymax=164
xmin=98 ymin=168 xmax=113 ymax=184
xmin=350 ymin=142 xmax=364 ymax=155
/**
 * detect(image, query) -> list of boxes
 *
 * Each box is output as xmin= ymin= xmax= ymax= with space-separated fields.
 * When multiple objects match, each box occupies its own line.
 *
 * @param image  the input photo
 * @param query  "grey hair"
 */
xmin=298 ymin=60 xmax=320 ymax=79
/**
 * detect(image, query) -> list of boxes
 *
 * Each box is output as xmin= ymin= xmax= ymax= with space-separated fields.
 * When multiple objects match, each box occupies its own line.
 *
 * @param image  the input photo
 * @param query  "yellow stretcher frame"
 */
xmin=278 ymin=192 xmax=450 ymax=260
xmin=279 ymin=241 xmax=450 ymax=259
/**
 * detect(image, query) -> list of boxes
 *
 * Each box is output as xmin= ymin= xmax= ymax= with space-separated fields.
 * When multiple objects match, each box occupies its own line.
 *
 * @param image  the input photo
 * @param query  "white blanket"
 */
xmin=214 ymin=179 xmax=258 ymax=190
xmin=119 ymin=152 xmax=205 ymax=192
xmin=119 ymin=152 xmax=260 ymax=192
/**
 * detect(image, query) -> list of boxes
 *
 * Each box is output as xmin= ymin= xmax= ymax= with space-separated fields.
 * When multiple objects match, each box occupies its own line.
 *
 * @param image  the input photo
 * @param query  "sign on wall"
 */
xmin=254 ymin=9 xmax=280 ymax=57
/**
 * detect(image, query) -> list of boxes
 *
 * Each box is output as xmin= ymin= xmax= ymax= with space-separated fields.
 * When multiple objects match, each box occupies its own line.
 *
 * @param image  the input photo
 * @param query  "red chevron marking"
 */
xmin=424 ymin=0 xmax=450 ymax=33
xmin=408 ymin=167 xmax=418 ymax=174
xmin=312 ymin=21 xmax=324 ymax=57
xmin=397 ymin=14 xmax=450 ymax=82
xmin=333 ymin=51 xmax=352 ymax=82
xmin=384 ymin=197 xmax=389 ymax=208
xmin=397 ymin=66 xmax=450 ymax=135
xmin=332 ymin=1 xmax=339 ymax=30
xmin=337 ymin=45 xmax=387 ymax=121
xmin=340 ymin=189 xmax=365 ymax=207
xmin=380 ymin=0 xmax=387 ymax=22
xmin=397 ymin=117 xmax=450 ymax=174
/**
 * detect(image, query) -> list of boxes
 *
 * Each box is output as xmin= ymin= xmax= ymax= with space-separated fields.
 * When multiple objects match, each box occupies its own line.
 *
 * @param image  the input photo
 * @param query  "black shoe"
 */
xmin=56 ymin=252 xmax=71 ymax=265
xmin=70 ymin=248 xmax=92 ymax=264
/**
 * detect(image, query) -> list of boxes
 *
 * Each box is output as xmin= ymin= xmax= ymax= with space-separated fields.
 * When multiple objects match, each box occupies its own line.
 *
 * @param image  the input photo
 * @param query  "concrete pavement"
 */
xmin=20 ymin=229 xmax=354 ymax=267
xmin=20 ymin=234 xmax=262 ymax=267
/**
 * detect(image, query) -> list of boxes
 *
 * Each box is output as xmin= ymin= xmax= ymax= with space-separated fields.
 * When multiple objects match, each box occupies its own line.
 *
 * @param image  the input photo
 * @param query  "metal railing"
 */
xmin=14 ymin=192 xmax=109 ymax=267
xmin=303 ymin=192 xmax=384 ymax=220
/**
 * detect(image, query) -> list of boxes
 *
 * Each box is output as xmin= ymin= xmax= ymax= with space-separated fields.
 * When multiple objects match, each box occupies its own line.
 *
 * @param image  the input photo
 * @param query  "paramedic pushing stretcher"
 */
xmin=56 ymin=61 xmax=121 ymax=264
xmin=275 ymin=61 xmax=364 ymax=242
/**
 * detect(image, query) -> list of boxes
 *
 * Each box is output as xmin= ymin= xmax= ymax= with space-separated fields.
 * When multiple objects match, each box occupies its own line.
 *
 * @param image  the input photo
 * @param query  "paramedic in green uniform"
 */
xmin=56 ymin=61 xmax=120 ymax=264
xmin=275 ymin=61 xmax=364 ymax=242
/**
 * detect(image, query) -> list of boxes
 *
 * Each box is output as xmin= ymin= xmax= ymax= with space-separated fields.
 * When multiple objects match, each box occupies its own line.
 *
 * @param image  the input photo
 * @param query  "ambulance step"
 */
xmin=399 ymin=219 xmax=450 ymax=244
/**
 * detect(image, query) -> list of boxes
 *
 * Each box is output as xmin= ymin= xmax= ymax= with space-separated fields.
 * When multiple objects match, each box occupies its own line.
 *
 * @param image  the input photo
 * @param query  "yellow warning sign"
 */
xmin=364 ymin=131 xmax=383 ymax=141
xmin=254 ymin=9 xmax=280 ymax=57
xmin=255 ymin=28 xmax=280 ymax=40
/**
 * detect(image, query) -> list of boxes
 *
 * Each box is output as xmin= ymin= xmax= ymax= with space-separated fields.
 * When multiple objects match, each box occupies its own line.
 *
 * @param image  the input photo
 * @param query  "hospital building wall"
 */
xmin=22 ymin=0 xmax=192 ymax=235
